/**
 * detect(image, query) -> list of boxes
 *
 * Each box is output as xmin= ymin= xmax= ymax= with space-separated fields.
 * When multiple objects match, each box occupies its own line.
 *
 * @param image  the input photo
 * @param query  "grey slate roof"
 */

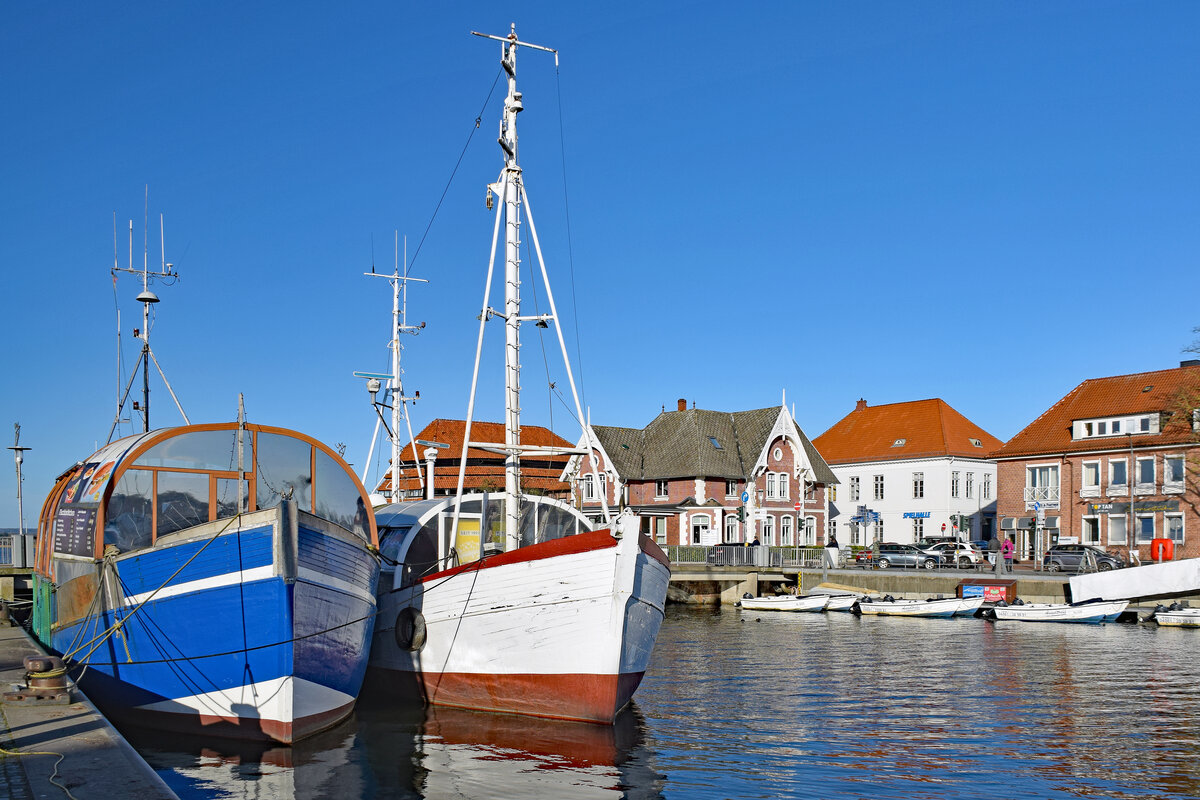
xmin=593 ymin=406 xmax=837 ymax=485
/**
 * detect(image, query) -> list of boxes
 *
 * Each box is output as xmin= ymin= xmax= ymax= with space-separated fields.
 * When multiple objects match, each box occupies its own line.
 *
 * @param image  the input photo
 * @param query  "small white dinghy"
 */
xmin=854 ymin=595 xmax=966 ymax=618
xmin=737 ymin=594 xmax=830 ymax=612
xmin=954 ymin=596 xmax=986 ymax=617
xmin=822 ymin=594 xmax=862 ymax=612
xmin=989 ymin=599 xmax=1128 ymax=624
xmin=1151 ymin=604 xmax=1200 ymax=627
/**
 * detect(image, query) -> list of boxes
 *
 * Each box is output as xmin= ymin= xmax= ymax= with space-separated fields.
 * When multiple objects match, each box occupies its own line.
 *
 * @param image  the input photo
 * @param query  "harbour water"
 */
xmin=127 ymin=605 xmax=1200 ymax=799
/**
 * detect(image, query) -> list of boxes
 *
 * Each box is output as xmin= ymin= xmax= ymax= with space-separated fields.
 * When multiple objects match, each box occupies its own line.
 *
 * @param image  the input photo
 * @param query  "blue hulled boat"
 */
xmin=32 ymin=422 xmax=380 ymax=743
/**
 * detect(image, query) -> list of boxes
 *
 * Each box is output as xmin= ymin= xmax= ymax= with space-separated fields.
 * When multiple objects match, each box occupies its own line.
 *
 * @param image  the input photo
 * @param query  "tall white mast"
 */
xmin=452 ymin=26 xmax=611 ymax=553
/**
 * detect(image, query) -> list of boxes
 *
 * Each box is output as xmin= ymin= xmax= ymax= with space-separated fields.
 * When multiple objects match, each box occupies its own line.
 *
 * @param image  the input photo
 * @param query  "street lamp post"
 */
xmin=1128 ymin=432 xmax=1136 ymax=565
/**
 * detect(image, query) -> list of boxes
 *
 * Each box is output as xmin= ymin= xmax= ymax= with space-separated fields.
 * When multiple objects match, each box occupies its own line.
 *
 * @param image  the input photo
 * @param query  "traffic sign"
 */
xmin=794 ymin=501 xmax=802 ymax=511
xmin=741 ymin=491 xmax=750 ymax=503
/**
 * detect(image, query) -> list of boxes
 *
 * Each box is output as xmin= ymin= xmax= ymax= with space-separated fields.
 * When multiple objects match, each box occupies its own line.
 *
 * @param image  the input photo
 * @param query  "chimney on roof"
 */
xmin=855 ymin=398 xmax=868 ymax=412
xmin=1183 ymin=359 xmax=1200 ymax=368
xmin=677 ymin=398 xmax=687 ymax=412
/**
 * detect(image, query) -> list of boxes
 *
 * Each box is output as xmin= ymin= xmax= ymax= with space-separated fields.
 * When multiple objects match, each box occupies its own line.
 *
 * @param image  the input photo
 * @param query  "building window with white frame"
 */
xmin=1108 ymin=459 xmax=1128 ymax=495
xmin=1135 ymin=457 xmax=1155 ymax=494
xmin=805 ymin=516 xmax=816 ymax=545
xmin=951 ymin=471 xmax=960 ymax=499
xmin=827 ymin=518 xmax=836 ymax=542
xmin=966 ymin=473 xmax=974 ymax=499
xmin=780 ymin=515 xmax=793 ymax=545
xmin=1165 ymin=455 xmax=1185 ymax=493
xmin=850 ymin=476 xmax=860 ymax=502
xmin=766 ymin=473 xmax=777 ymax=499
xmin=912 ymin=472 xmax=924 ymax=499
xmin=1108 ymin=514 xmax=1127 ymax=545
xmin=763 ymin=515 xmax=775 ymax=545
xmin=912 ymin=517 xmax=924 ymax=539
xmin=1136 ymin=514 xmax=1155 ymax=544
xmin=982 ymin=474 xmax=992 ymax=500
xmin=1026 ymin=464 xmax=1060 ymax=503
xmin=849 ymin=521 xmax=860 ymax=546
xmin=873 ymin=474 xmax=884 ymax=501
xmin=1082 ymin=517 xmax=1100 ymax=545
xmin=581 ymin=474 xmax=595 ymax=501
xmin=725 ymin=515 xmax=738 ymax=542
xmin=655 ymin=479 xmax=668 ymax=499
xmin=876 ymin=518 xmax=884 ymax=541
xmin=1166 ymin=514 xmax=1184 ymax=543
xmin=1081 ymin=461 xmax=1101 ymax=497
xmin=726 ymin=479 xmax=738 ymax=498
xmin=779 ymin=473 xmax=789 ymax=500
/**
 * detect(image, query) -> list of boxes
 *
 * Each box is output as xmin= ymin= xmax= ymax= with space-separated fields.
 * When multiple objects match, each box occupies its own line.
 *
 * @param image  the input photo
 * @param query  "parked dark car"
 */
xmin=1043 ymin=544 xmax=1126 ymax=572
xmin=868 ymin=542 xmax=942 ymax=570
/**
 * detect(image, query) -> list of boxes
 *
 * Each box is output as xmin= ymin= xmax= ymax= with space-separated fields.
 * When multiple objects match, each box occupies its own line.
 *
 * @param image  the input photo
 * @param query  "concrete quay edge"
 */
xmin=0 ymin=622 xmax=178 ymax=800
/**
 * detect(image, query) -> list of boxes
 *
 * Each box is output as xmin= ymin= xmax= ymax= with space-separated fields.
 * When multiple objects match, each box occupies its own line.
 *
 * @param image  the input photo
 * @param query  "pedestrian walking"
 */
xmin=989 ymin=536 xmax=1003 ymax=576
xmin=1002 ymin=536 xmax=1015 ymax=573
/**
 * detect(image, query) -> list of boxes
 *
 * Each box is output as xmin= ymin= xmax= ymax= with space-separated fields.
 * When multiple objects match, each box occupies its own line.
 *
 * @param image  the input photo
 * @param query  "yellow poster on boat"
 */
xmin=455 ymin=519 xmax=481 ymax=563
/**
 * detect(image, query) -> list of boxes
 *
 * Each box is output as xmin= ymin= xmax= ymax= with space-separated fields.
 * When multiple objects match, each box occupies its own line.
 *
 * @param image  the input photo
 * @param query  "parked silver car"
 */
xmin=1043 ymin=544 xmax=1125 ymax=572
xmin=870 ymin=542 xmax=942 ymax=570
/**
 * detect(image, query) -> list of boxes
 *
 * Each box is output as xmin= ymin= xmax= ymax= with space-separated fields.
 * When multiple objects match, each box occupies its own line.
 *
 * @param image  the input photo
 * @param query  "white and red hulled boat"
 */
xmin=361 ymin=27 xmax=670 ymax=724
xmin=369 ymin=497 xmax=669 ymax=722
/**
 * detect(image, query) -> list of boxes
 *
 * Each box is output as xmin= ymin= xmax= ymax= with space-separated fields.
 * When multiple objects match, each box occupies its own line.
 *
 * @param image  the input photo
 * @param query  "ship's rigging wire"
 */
xmin=406 ymin=69 xmax=503 ymax=276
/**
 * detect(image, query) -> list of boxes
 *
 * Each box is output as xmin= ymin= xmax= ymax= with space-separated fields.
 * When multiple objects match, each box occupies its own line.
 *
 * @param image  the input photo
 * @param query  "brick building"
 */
xmin=561 ymin=399 xmax=836 ymax=547
xmin=813 ymin=398 xmax=1002 ymax=546
xmin=373 ymin=418 xmax=572 ymax=501
xmin=990 ymin=362 xmax=1200 ymax=564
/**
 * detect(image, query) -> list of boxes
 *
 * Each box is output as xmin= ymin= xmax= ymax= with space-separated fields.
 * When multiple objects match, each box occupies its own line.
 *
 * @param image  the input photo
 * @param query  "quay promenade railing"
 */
xmin=666 ymin=545 xmax=830 ymax=569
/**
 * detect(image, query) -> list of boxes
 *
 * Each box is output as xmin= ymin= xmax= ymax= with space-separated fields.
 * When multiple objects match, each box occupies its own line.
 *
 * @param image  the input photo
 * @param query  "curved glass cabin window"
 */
xmin=315 ymin=448 xmax=369 ymax=538
xmin=93 ymin=427 xmax=368 ymax=552
xmin=256 ymin=432 xmax=312 ymax=512
xmin=105 ymin=468 xmax=154 ymax=552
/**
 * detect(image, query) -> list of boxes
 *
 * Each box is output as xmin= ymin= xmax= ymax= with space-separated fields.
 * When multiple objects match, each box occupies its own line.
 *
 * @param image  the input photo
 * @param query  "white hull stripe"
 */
xmin=137 ymin=675 xmax=356 ymax=723
xmin=125 ymin=565 xmax=376 ymax=607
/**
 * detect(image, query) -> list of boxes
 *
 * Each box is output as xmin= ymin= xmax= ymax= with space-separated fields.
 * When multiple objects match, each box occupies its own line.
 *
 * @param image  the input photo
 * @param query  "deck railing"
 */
xmin=666 ymin=544 xmax=830 ymax=569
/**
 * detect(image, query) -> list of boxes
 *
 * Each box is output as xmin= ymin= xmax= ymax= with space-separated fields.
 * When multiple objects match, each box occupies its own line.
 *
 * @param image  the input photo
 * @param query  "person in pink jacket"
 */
xmin=1001 ymin=536 xmax=1015 ymax=572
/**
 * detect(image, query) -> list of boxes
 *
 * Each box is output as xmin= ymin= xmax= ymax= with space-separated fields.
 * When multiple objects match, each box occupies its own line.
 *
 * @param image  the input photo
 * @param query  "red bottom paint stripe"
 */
xmin=422 ymin=670 xmax=646 ymax=724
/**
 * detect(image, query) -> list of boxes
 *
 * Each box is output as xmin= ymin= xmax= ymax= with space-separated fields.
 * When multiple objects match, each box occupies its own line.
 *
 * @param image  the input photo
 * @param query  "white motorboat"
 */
xmin=365 ymin=27 xmax=670 ymax=724
xmin=989 ymin=600 xmax=1129 ymax=624
xmin=954 ymin=596 xmax=986 ymax=617
xmin=822 ymin=594 xmax=862 ymax=612
xmin=1151 ymin=604 xmax=1200 ymax=627
xmin=737 ymin=594 xmax=830 ymax=612
xmin=854 ymin=596 xmax=967 ymax=618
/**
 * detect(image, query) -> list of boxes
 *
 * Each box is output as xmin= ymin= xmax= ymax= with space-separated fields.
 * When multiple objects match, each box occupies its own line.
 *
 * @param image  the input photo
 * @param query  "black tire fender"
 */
xmin=394 ymin=607 xmax=427 ymax=651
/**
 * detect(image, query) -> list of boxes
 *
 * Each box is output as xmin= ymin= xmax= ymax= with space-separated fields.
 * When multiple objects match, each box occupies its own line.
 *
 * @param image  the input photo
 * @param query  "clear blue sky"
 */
xmin=3 ymin=2 xmax=1198 ymax=528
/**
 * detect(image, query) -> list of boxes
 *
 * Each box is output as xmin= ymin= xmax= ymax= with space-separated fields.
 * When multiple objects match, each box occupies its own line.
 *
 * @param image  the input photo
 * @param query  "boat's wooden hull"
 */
xmin=368 ymin=528 xmax=670 ymax=723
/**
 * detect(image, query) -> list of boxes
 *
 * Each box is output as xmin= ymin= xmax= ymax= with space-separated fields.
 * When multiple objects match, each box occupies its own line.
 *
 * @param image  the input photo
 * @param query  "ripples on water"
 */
xmin=130 ymin=606 xmax=1200 ymax=799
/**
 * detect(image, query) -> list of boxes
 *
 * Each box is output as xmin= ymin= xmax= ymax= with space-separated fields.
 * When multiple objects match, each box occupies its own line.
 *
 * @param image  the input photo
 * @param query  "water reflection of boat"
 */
xmin=129 ymin=691 xmax=665 ymax=799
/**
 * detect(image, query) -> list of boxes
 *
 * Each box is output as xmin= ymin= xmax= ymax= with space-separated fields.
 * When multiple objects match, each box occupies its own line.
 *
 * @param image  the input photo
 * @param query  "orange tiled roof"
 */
xmin=374 ymin=418 xmax=573 ymax=495
xmin=989 ymin=364 xmax=1200 ymax=459
xmin=812 ymin=398 xmax=1003 ymax=465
